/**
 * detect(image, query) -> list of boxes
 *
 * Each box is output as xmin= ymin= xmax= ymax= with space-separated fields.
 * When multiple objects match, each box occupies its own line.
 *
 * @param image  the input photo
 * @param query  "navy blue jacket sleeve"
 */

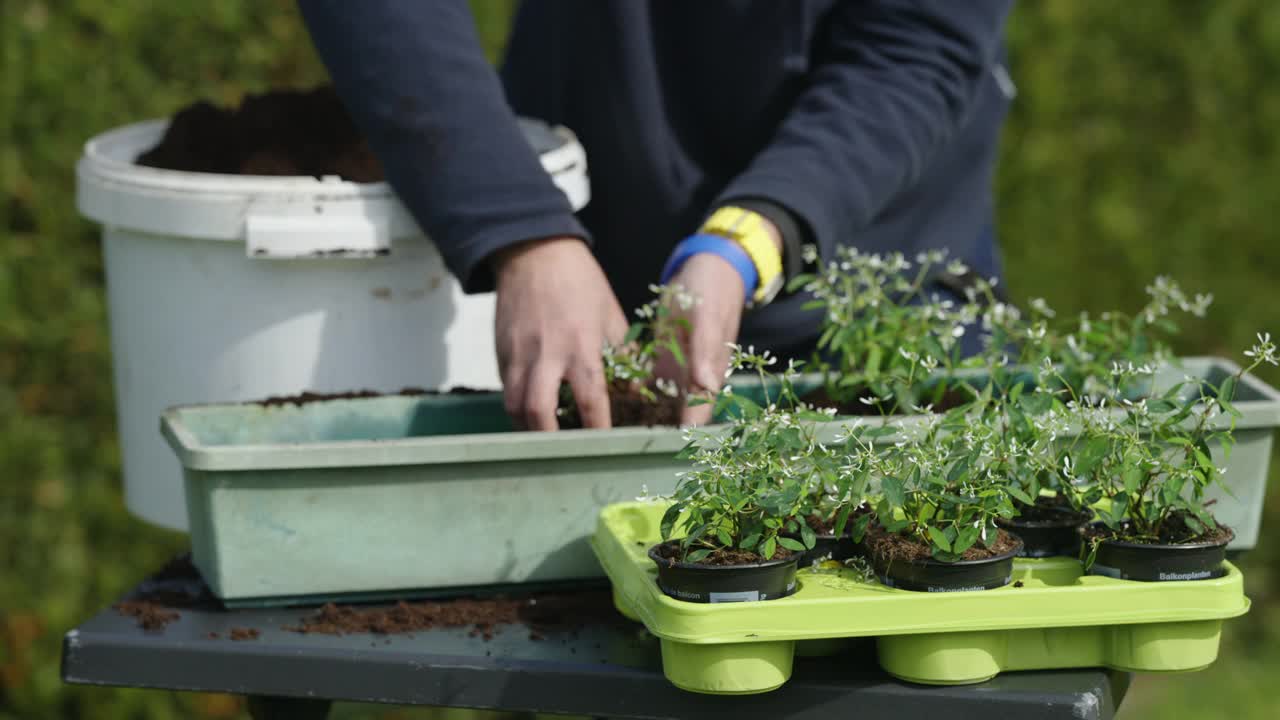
xmin=717 ymin=0 xmax=1012 ymax=261
xmin=297 ymin=0 xmax=588 ymax=293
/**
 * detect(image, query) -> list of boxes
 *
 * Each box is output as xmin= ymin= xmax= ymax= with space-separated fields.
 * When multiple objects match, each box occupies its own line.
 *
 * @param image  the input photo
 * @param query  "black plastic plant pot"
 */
xmin=1084 ymin=524 xmax=1234 ymax=582
xmin=785 ymin=533 xmax=857 ymax=567
xmin=999 ymin=508 xmax=1093 ymax=558
xmin=647 ymin=541 xmax=799 ymax=603
xmin=871 ymin=537 xmax=1023 ymax=593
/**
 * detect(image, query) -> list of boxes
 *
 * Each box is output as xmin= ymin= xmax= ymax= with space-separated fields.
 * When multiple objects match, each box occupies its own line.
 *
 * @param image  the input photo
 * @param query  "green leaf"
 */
xmin=850 ymin=513 xmax=873 ymax=542
xmin=881 ymin=516 xmax=911 ymax=534
xmin=787 ymin=273 xmax=815 ymax=292
xmin=881 ymin=476 xmax=906 ymax=508
xmin=1193 ymin=448 xmax=1215 ymax=473
xmin=1218 ymin=376 xmax=1238 ymax=404
xmin=762 ymin=536 xmax=777 ymax=560
xmin=1007 ymin=485 xmax=1035 ymax=506
xmin=778 ymin=537 xmax=807 ymax=552
xmin=1020 ymin=391 xmax=1053 ymax=416
xmin=714 ymin=527 xmax=734 ymax=548
xmin=865 ymin=344 xmax=883 ymax=381
xmin=953 ymin=525 xmax=980 ymax=555
xmin=685 ymin=548 xmax=712 ymax=564
xmin=660 ymin=503 xmax=683 ymax=540
xmin=665 ymin=341 xmax=687 ymax=368
xmin=800 ymin=524 xmax=817 ymax=550
xmin=739 ymin=532 xmax=761 ymax=550
xmin=833 ymin=505 xmax=853 ymax=537
xmin=926 ymin=526 xmax=952 ymax=553
xmin=623 ymin=322 xmax=645 ymax=345
xmin=1122 ymin=463 xmax=1143 ymax=493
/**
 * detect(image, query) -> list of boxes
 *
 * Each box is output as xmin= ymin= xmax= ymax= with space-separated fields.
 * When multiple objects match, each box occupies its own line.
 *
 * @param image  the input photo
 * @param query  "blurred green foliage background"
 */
xmin=2 ymin=1 xmax=1278 ymax=717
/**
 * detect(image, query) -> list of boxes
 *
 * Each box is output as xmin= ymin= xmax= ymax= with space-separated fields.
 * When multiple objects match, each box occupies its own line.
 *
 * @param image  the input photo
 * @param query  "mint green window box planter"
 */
xmin=592 ymin=502 xmax=1250 ymax=694
xmin=160 ymin=356 xmax=1276 ymax=606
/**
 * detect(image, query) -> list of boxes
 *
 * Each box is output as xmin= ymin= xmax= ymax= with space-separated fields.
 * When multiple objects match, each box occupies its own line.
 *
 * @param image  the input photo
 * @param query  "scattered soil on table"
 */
xmin=113 ymin=553 xmax=221 ymax=631
xmin=1013 ymin=580 xmax=1024 ymax=588
xmin=285 ymin=590 xmax=620 ymax=640
xmin=1080 ymin=513 xmax=1233 ymax=546
xmin=863 ymin=523 xmax=1020 ymax=564
xmin=801 ymin=384 xmax=972 ymax=417
xmin=557 ymin=379 xmax=683 ymax=429
xmin=113 ymin=601 xmax=181 ymax=631
xmin=137 ymin=85 xmax=384 ymax=182
xmin=229 ymin=627 xmax=261 ymax=641
xmin=652 ymin=540 xmax=792 ymax=567
xmin=255 ymin=386 xmax=486 ymax=408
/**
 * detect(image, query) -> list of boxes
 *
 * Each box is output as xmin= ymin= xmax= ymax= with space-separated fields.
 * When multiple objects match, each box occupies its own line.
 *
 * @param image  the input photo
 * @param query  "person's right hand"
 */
xmin=491 ymin=237 xmax=629 ymax=430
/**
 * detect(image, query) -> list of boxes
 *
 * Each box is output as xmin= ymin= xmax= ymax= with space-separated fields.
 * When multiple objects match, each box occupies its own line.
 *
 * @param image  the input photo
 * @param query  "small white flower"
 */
xmin=947 ymin=259 xmax=970 ymax=276
xmin=1029 ymin=297 xmax=1057 ymax=318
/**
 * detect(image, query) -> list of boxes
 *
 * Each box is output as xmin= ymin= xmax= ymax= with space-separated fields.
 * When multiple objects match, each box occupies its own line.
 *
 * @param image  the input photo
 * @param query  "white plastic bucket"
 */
xmin=77 ymin=117 xmax=589 ymax=531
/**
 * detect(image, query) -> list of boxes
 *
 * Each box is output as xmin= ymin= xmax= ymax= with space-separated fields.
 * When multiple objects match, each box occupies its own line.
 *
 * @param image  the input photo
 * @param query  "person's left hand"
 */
xmin=658 ymin=217 xmax=782 ymax=426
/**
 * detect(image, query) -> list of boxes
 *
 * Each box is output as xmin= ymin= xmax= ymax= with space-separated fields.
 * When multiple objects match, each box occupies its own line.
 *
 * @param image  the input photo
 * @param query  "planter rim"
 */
xmin=1080 ymin=521 xmax=1235 ymax=552
xmin=868 ymin=532 xmax=1024 ymax=569
xmin=648 ymin=540 xmax=798 ymax=572
xmin=1000 ymin=507 xmax=1093 ymax=530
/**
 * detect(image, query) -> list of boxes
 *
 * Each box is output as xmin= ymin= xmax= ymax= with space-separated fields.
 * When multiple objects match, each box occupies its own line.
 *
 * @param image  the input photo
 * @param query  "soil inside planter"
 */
xmin=254 ymin=386 xmax=489 ymax=408
xmin=286 ymin=590 xmax=620 ymax=640
xmin=137 ymin=85 xmax=384 ymax=182
xmin=557 ymin=378 xmax=684 ymax=429
xmin=1080 ymin=513 xmax=1233 ymax=547
xmin=863 ymin=522 xmax=1019 ymax=564
xmin=652 ymin=539 xmax=793 ymax=567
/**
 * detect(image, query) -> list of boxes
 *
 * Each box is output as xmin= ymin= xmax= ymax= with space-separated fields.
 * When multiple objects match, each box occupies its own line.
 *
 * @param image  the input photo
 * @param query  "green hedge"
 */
xmin=1 ymin=2 xmax=1277 ymax=718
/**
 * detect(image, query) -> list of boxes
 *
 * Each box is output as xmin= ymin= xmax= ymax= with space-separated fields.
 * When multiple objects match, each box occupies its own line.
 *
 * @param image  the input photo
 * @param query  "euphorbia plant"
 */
xmin=1071 ymin=334 xmax=1277 ymax=560
xmin=840 ymin=402 xmax=1021 ymax=563
xmin=658 ymin=346 xmax=848 ymax=563
xmin=789 ymin=246 xmax=983 ymax=415
xmin=974 ymin=275 xmax=1213 ymax=402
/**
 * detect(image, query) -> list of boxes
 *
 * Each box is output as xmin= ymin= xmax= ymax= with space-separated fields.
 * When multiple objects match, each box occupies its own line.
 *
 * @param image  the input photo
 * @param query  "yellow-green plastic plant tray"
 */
xmin=592 ymin=502 xmax=1250 ymax=694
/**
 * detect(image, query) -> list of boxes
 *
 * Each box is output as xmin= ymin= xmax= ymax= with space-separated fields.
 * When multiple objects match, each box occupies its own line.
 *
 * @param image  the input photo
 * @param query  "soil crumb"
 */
xmin=138 ymin=86 xmax=384 ymax=182
xmin=113 ymin=601 xmax=181 ymax=631
xmin=286 ymin=591 xmax=619 ymax=639
xmin=229 ymin=627 xmax=261 ymax=641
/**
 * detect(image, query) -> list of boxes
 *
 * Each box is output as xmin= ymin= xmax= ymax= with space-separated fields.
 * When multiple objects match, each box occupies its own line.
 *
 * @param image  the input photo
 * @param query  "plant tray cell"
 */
xmin=592 ymin=502 xmax=1250 ymax=694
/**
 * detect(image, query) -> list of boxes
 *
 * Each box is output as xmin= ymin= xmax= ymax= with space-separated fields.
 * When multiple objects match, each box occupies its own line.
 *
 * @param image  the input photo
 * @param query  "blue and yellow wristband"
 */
xmin=659 ymin=206 xmax=785 ymax=308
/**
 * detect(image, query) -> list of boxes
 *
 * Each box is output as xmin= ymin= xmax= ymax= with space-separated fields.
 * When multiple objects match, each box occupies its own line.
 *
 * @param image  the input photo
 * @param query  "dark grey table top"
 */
xmin=62 ymin=567 xmax=1125 ymax=720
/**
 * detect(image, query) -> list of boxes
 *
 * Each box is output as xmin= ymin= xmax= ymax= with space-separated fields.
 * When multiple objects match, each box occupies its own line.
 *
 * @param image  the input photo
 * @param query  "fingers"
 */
xmin=566 ymin=351 xmax=612 ymax=429
xmin=521 ymin=356 xmax=565 ymax=431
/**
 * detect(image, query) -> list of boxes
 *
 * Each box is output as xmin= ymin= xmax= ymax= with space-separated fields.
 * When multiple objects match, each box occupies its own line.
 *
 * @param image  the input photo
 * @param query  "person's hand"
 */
xmin=491 ymin=237 xmax=628 ymax=430
xmin=658 ymin=217 xmax=782 ymax=426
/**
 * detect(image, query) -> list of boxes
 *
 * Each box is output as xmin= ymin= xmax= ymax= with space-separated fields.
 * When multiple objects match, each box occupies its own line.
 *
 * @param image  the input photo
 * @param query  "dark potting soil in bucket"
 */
xmin=999 ymin=503 xmax=1093 ymax=558
xmin=865 ymin=526 xmax=1022 ymax=592
xmin=137 ymin=85 xmax=384 ymax=182
xmin=649 ymin=541 xmax=798 ymax=603
xmin=1082 ymin=521 xmax=1234 ymax=582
